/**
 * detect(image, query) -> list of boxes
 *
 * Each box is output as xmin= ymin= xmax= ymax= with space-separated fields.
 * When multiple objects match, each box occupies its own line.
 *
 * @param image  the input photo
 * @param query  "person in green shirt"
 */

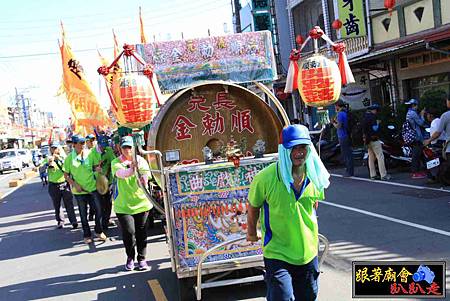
xmin=247 ymin=124 xmax=330 ymax=301
xmin=111 ymin=136 xmax=152 ymax=271
xmin=63 ymin=135 xmax=107 ymax=244
xmin=91 ymin=134 xmax=116 ymax=230
xmin=44 ymin=141 xmax=77 ymax=229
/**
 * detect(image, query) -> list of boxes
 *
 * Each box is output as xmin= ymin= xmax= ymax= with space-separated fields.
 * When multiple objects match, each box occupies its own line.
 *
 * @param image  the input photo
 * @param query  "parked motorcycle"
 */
xmin=365 ymin=125 xmax=442 ymax=177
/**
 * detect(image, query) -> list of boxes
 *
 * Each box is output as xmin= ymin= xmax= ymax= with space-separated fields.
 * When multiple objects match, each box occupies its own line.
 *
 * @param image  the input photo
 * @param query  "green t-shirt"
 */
xmin=42 ymin=157 xmax=66 ymax=183
xmin=111 ymin=155 xmax=153 ymax=215
xmin=63 ymin=150 xmax=98 ymax=195
xmin=248 ymin=162 xmax=325 ymax=266
xmin=90 ymin=146 xmax=116 ymax=184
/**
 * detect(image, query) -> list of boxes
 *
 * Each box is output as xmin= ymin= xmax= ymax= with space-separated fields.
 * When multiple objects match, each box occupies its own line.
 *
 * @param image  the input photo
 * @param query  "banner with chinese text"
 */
xmin=58 ymin=26 xmax=112 ymax=135
xmin=338 ymin=0 xmax=367 ymax=38
xmin=135 ymin=31 xmax=277 ymax=93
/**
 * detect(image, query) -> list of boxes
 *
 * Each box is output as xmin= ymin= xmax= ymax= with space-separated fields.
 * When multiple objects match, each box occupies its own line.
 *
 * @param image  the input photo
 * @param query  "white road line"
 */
xmin=321 ymin=201 xmax=450 ymax=237
xmin=331 ymin=173 xmax=450 ymax=193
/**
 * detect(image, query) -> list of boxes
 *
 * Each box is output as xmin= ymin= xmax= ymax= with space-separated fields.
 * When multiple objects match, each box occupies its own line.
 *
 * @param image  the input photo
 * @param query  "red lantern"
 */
xmin=111 ymin=74 xmax=158 ymax=129
xmin=298 ymin=55 xmax=341 ymax=107
xmin=295 ymin=34 xmax=304 ymax=46
xmin=332 ymin=19 xmax=342 ymax=30
xmin=384 ymin=0 xmax=395 ymax=15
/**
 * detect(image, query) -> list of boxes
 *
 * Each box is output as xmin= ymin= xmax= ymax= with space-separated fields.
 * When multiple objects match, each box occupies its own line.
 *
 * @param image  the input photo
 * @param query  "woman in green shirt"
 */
xmin=44 ymin=142 xmax=77 ymax=229
xmin=111 ymin=136 xmax=153 ymax=271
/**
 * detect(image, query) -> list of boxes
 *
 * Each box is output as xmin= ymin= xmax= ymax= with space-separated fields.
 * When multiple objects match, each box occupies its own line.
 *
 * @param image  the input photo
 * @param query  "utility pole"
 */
xmin=232 ymin=0 xmax=242 ymax=33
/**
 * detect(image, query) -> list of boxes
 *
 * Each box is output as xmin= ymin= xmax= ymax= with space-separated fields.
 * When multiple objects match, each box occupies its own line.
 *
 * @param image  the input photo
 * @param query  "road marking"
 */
xmin=321 ymin=201 xmax=450 ymax=237
xmin=331 ymin=173 xmax=450 ymax=193
xmin=147 ymin=279 xmax=168 ymax=301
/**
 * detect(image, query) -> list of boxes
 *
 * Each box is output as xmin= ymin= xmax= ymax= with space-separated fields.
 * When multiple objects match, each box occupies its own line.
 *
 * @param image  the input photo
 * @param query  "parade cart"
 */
xmin=134 ymin=82 xmax=329 ymax=300
xmin=98 ymin=30 xmax=333 ymax=300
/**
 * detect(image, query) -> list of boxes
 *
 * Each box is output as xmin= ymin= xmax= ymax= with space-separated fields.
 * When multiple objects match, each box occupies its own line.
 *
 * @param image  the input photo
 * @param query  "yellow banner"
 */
xmin=58 ymin=24 xmax=112 ymax=135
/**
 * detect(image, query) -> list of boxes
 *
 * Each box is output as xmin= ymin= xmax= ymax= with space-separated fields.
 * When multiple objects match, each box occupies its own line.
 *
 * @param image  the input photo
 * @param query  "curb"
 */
xmin=1 ymin=173 xmax=38 ymax=201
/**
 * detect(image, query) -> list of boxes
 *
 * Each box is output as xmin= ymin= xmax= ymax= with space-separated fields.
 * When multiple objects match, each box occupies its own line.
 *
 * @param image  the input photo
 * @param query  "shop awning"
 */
xmin=349 ymin=40 xmax=425 ymax=64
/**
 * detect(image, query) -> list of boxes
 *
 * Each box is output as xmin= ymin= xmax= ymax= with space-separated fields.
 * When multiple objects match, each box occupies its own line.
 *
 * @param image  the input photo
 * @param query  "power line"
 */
xmin=0 ymin=2 xmax=231 ymax=47
xmin=0 ymin=3 xmax=231 ymax=51
xmin=0 ymin=46 xmax=113 ymax=59
xmin=0 ymin=0 xmax=230 ymax=30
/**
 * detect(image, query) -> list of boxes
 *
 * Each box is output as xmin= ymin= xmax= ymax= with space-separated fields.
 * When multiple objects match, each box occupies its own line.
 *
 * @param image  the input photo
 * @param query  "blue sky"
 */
xmin=0 ymin=0 xmax=233 ymax=124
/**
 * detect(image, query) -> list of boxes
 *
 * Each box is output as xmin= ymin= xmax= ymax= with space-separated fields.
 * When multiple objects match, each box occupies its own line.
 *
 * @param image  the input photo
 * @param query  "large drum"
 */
xmin=147 ymin=82 xmax=283 ymax=165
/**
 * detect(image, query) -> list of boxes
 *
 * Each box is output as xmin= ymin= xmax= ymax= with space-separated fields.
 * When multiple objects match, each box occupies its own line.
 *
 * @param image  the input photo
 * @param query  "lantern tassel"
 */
xmin=332 ymin=42 xmax=355 ymax=86
xmin=284 ymin=49 xmax=301 ymax=93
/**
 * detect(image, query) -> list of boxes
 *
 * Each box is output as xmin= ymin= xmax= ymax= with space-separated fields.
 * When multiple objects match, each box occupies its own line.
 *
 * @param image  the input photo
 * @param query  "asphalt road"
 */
xmin=0 ymin=174 xmax=449 ymax=301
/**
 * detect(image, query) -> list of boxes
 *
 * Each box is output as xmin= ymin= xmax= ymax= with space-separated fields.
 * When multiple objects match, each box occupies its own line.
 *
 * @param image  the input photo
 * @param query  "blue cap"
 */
xmin=368 ymin=103 xmax=380 ymax=110
xmin=405 ymin=99 xmax=419 ymax=105
xmin=97 ymin=135 xmax=109 ymax=148
xmin=120 ymin=136 xmax=134 ymax=148
xmin=280 ymin=124 xmax=311 ymax=149
xmin=86 ymin=134 xmax=95 ymax=140
xmin=72 ymin=135 xmax=86 ymax=144
xmin=50 ymin=141 xmax=60 ymax=148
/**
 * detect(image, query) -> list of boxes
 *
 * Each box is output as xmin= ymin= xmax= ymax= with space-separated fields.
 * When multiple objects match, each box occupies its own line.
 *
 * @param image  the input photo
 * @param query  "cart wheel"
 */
xmin=178 ymin=277 xmax=195 ymax=301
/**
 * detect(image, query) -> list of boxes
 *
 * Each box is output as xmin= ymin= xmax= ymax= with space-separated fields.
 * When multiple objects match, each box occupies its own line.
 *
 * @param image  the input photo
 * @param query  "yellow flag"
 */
xmin=58 ymin=22 xmax=112 ymax=134
xmin=97 ymin=48 xmax=119 ymax=121
xmin=139 ymin=7 xmax=147 ymax=44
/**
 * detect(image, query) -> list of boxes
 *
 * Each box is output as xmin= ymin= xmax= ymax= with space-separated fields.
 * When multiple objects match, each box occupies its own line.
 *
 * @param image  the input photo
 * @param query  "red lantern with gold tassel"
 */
xmin=384 ymin=0 xmax=395 ymax=16
xmin=332 ymin=19 xmax=343 ymax=30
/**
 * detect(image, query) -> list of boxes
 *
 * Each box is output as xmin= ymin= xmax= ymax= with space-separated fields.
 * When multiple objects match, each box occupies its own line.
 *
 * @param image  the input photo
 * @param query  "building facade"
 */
xmin=234 ymin=0 xmax=450 ymax=124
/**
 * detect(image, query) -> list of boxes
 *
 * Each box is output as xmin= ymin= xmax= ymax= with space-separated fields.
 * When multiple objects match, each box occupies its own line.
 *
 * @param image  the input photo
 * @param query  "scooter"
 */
xmin=310 ymin=123 xmax=341 ymax=165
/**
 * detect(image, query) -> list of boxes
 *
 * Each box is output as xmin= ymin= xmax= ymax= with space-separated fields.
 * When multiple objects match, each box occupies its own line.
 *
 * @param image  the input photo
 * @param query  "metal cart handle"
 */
xmin=133 ymin=146 xmax=166 ymax=216
xmin=195 ymin=234 xmax=330 ymax=300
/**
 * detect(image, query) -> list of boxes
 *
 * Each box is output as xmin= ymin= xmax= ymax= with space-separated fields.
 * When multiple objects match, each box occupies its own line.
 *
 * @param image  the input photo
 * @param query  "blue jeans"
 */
xmin=339 ymin=136 xmax=354 ymax=176
xmin=74 ymin=192 xmax=103 ymax=238
xmin=264 ymin=257 xmax=320 ymax=301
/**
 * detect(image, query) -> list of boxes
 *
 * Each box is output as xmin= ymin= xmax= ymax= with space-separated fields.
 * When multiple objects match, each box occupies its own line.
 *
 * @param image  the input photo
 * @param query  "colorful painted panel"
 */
xmin=168 ymin=160 xmax=274 ymax=270
xmin=135 ymin=31 xmax=277 ymax=93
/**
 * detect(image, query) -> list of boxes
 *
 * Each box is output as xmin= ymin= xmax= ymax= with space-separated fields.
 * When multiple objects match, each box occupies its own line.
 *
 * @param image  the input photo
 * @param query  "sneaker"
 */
xmin=72 ymin=223 xmax=78 ymax=229
xmin=137 ymin=260 xmax=150 ymax=271
xmin=370 ymin=175 xmax=380 ymax=180
xmin=84 ymin=237 xmax=93 ymax=244
xmin=411 ymin=172 xmax=427 ymax=179
xmin=96 ymin=232 xmax=107 ymax=241
xmin=380 ymin=175 xmax=392 ymax=181
xmin=125 ymin=258 xmax=135 ymax=271
xmin=57 ymin=221 xmax=64 ymax=229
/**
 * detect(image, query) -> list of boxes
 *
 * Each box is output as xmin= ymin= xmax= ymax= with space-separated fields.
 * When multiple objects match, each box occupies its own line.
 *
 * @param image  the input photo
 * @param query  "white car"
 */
xmin=0 ymin=149 xmax=23 ymax=174
xmin=17 ymin=149 xmax=32 ymax=167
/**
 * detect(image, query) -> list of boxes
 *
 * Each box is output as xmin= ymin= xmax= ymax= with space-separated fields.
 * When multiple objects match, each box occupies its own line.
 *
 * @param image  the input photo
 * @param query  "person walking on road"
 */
xmin=112 ymin=136 xmax=152 ymax=271
xmin=44 ymin=142 xmax=78 ymax=229
xmin=38 ymin=155 xmax=49 ymax=186
xmin=63 ymin=135 xmax=107 ymax=244
xmin=332 ymin=100 xmax=354 ymax=176
xmin=91 ymin=134 xmax=116 ymax=230
xmin=405 ymin=99 xmax=428 ymax=179
xmin=362 ymin=104 xmax=392 ymax=181
xmin=247 ymin=124 xmax=330 ymax=301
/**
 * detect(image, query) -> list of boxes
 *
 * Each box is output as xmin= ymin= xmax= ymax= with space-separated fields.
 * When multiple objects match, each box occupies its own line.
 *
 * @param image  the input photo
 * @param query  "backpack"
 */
xmin=346 ymin=110 xmax=362 ymax=144
xmin=401 ymin=120 xmax=417 ymax=145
